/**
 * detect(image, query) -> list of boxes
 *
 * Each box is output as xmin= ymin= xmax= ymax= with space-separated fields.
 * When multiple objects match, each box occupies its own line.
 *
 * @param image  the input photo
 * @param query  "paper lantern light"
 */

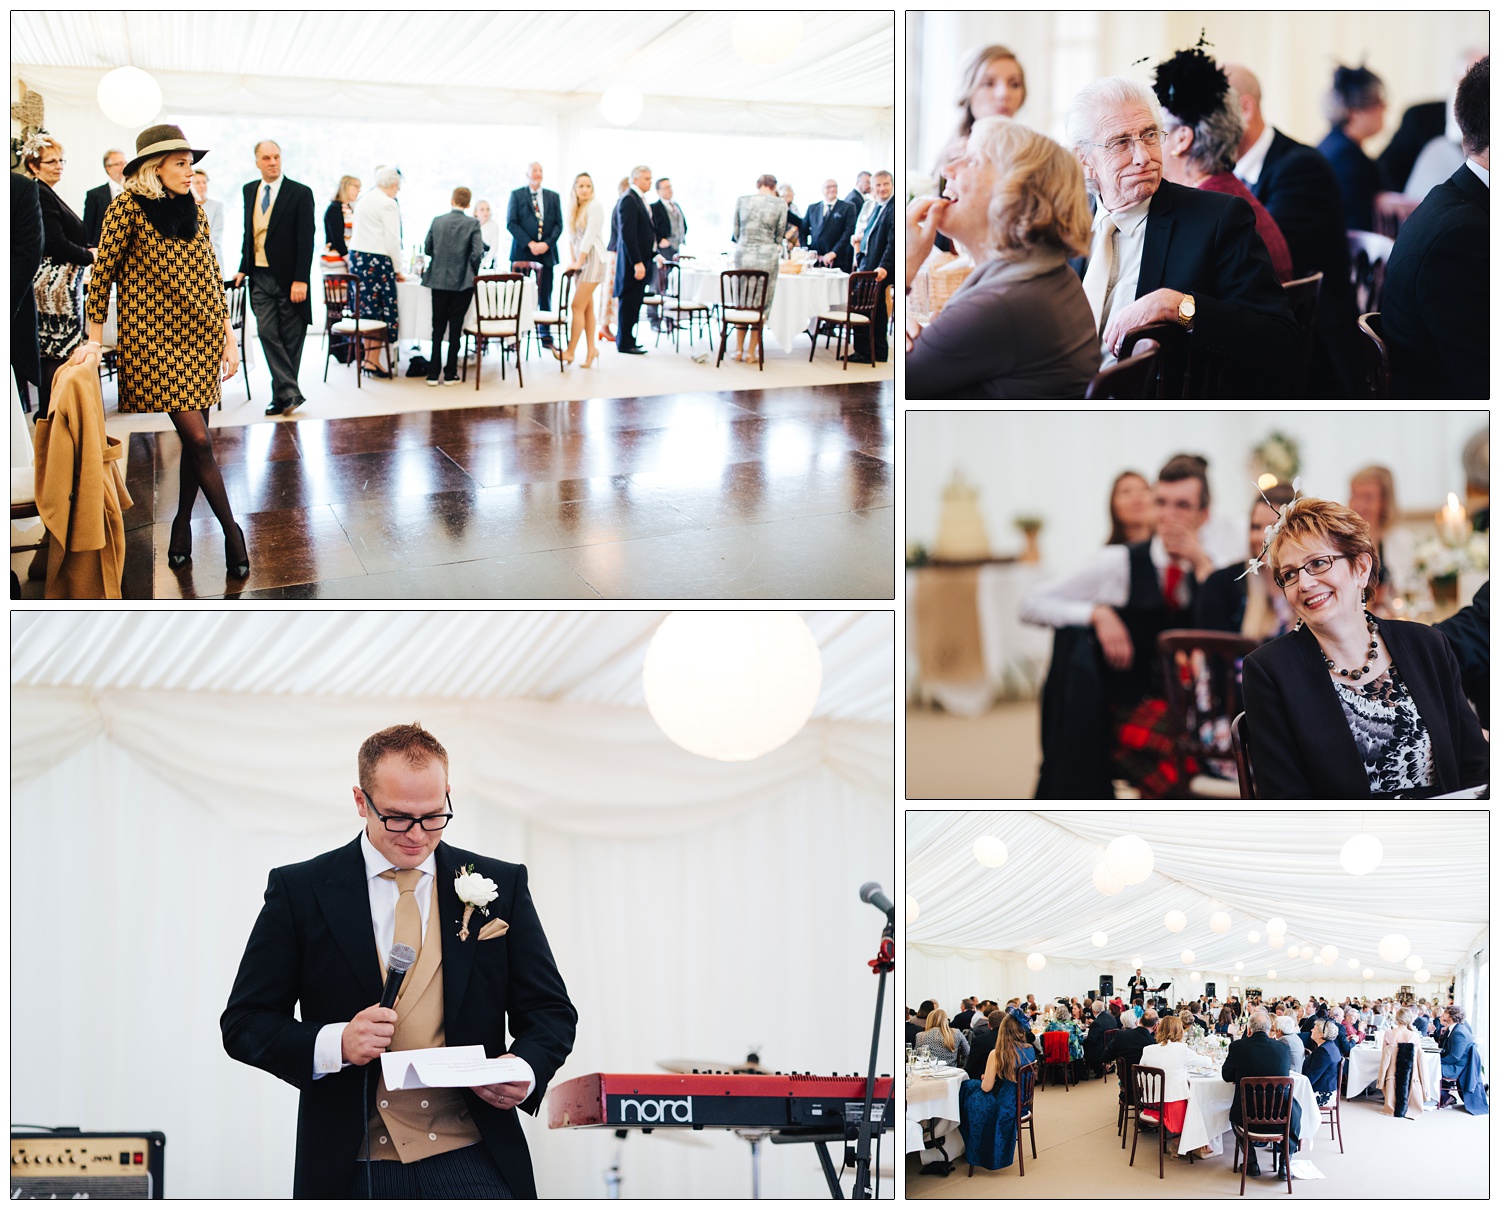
xmin=1265 ymin=917 xmax=1287 ymax=937
xmin=731 ymin=12 xmax=804 ymax=65
xmin=1267 ymin=969 xmax=1278 ymax=979
xmin=599 ymin=83 xmax=644 ymax=126
xmin=1190 ymin=971 xmax=1201 ymax=980
xmin=1321 ymin=945 xmax=1339 ymax=963
xmin=906 ymin=895 xmax=919 ymax=924
xmin=1378 ymin=934 xmax=1412 ymax=963
xmin=1210 ymin=911 xmax=1232 ymax=934
xmin=1248 ymin=930 xmax=1261 ymax=943
xmin=643 ymin=612 xmax=821 ymax=760
xmin=1026 ymin=953 xmax=1046 ymax=972
xmin=1092 ymin=862 xmax=1124 ymax=896
xmin=1287 ymin=944 xmax=1299 ymax=957
xmin=1130 ymin=955 xmax=1143 ymax=968
xmin=1180 ymin=949 xmax=1195 ymax=964
xmin=1347 ymin=958 xmax=1359 ymax=969
xmin=1164 ymin=909 xmax=1187 ymax=933
xmin=1092 ymin=931 xmax=1108 ymax=948
xmin=973 ymin=835 xmax=1009 ymax=868
xmin=1339 ymin=832 xmax=1383 ymax=876
xmin=1105 ymin=834 xmax=1155 ymax=885
xmin=1299 ymin=945 xmax=1314 ymax=960
xmin=1405 ymin=955 xmax=1423 ymax=972
xmin=96 ymin=66 xmax=162 ymax=127
xmin=1235 ymin=962 xmax=1245 ymax=971
xmin=1314 ymin=956 xmax=1325 ymax=965
xmin=1362 ymin=968 xmax=1374 ymax=979
xmin=1414 ymin=969 xmax=1430 ymax=983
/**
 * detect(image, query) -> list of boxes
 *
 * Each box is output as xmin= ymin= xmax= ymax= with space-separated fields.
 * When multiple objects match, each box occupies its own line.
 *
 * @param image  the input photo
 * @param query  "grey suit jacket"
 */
xmin=422 ymin=209 xmax=485 ymax=292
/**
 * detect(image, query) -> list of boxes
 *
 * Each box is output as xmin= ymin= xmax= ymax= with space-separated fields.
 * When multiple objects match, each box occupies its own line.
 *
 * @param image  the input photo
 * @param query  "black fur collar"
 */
xmin=136 ymin=189 xmax=200 ymax=240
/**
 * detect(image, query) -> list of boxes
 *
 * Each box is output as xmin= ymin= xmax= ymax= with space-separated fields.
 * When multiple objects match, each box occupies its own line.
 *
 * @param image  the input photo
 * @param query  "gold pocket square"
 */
xmin=477 ymin=917 xmax=510 ymax=941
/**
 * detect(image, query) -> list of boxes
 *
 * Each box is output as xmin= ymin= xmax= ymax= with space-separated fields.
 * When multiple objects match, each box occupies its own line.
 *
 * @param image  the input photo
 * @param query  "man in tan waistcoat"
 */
xmin=222 ymin=722 xmax=577 ymax=1197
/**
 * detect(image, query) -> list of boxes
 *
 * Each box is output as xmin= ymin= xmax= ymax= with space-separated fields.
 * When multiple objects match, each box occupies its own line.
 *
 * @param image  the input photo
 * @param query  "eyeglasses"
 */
xmin=1273 ymin=553 xmax=1353 ymax=590
xmin=364 ymin=790 xmax=453 ymax=833
xmin=1089 ymin=129 xmax=1162 ymax=157
xmin=39 ymin=158 xmax=66 ymax=167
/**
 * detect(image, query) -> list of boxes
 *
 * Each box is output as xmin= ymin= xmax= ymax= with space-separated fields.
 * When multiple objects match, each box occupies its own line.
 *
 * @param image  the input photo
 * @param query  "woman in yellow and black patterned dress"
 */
xmin=71 ymin=124 xmax=248 ymax=580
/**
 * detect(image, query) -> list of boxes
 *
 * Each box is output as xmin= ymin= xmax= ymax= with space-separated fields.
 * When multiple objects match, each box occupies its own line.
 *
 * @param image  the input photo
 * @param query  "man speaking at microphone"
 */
xmin=222 ymin=723 xmax=576 ymax=1198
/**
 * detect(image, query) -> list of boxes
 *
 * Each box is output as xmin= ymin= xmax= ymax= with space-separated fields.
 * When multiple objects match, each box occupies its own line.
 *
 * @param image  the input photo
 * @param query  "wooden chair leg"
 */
xmin=513 ymin=336 xmax=523 ymax=388
xmin=1129 ymin=1112 xmax=1140 ymax=1167
xmin=1158 ymin=1118 xmax=1165 ymax=1179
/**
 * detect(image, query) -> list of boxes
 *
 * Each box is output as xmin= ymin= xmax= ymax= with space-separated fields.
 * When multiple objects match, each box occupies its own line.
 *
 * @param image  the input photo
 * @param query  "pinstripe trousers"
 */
xmin=351 ymin=1143 xmax=513 ymax=1199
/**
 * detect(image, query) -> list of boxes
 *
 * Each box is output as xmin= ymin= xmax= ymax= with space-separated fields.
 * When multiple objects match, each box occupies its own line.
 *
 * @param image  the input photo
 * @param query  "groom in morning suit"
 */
xmin=612 ymin=165 xmax=657 ymax=354
xmin=222 ymin=723 xmax=577 ymax=1198
xmin=506 ymin=163 xmax=564 ymax=347
xmin=234 ymin=140 xmax=315 ymax=415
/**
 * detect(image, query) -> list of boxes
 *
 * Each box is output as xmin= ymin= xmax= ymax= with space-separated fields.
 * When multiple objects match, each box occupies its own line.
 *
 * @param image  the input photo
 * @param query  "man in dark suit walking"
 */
xmin=234 ymin=140 xmax=315 ymax=415
xmin=612 ymin=165 xmax=657 ymax=355
xmin=422 ymin=187 xmax=486 ymax=386
xmin=222 ymin=722 xmax=577 ymax=1199
xmin=81 ymin=147 xmax=126 ymax=246
xmin=806 ymin=179 xmax=856 ymax=272
xmin=1221 ymin=1012 xmax=1302 ymax=1178
xmin=850 ymin=171 xmax=895 ymax=363
xmin=506 ymin=163 xmax=564 ymax=347
xmin=1381 ymin=54 xmax=1488 ymax=400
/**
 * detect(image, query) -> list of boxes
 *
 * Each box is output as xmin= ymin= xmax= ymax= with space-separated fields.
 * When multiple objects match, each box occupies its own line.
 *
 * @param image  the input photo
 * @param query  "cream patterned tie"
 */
xmin=1082 ymin=214 xmax=1119 ymax=334
xmin=379 ymin=867 xmax=423 ymax=962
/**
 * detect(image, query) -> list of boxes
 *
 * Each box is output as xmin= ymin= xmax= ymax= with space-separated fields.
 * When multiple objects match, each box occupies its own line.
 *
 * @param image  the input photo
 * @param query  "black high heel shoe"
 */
xmin=226 ymin=522 xmax=250 ymax=580
xmin=167 ymin=513 xmax=193 ymax=569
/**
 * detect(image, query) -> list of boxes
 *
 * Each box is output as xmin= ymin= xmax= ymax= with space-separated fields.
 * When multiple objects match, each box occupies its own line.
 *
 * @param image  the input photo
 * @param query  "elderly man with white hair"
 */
xmin=1272 ymin=1015 xmax=1305 ymax=1072
xmin=1065 ymin=75 xmax=1299 ymax=396
xmin=1084 ymin=996 xmax=1120 ymax=1079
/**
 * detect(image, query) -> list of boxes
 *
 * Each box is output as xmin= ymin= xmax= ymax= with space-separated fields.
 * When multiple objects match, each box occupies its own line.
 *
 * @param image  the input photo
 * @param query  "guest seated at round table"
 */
xmin=964 ymin=1008 xmax=1001 ymax=1078
xmin=1152 ymin=44 xmax=1293 ymax=280
xmin=1273 ymin=1015 xmax=1305 ymax=1071
xmin=1302 ymin=1019 xmax=1343 ymax=1105
xmin=1438 ymin=1005 xmax=1489 ymax=1113
xmin=1241 ymin=496 xmax=1489 ymax=797
xmin=959 ymin=1012 xmax=1036 ymax=1171
xmin=1196 ymin=482 xmax=1298 ymax=638
xmin=1215 ymin=1006 xmax=1236 ymax=1036
xmin=1376 ymin=1005 xmax=1432 ymax=1118
xmin=905 ymin=117 xmax=1099 ymax=398
xmin=1045 ymin=1003 xmax=1086 ymax=1063
xmin=1319 ymin=65 xmax=1387 ymax=232
xmin=915 ymin=1009 xmax=969 ymax=1067
xmin=1137 ymin=1014 xmax=1192 ymax=1153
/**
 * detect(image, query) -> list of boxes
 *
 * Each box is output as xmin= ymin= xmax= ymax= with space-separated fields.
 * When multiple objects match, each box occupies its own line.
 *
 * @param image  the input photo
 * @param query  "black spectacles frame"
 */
xmin=364 ymin=790 xmax=453 ymax=833
xmin=1273 ymin=552 xmax=1354 ymax=590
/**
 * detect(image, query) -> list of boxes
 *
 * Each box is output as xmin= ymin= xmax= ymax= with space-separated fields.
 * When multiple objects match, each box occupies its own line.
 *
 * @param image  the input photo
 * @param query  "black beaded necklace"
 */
xmin=1306 ymin=609 xmax=1381 ymax=680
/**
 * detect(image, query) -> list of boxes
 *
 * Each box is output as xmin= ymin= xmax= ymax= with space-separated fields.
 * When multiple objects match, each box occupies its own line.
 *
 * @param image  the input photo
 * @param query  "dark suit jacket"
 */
xmin=1441 ymin=1020 xmax=1475 ymax=1078
xmin=1104 ymin=1025 xmax=1154 ymax=1066
xmin=38 ymin=182 xmax=93 ymax=267
xmin=906 ymin=1019 xmax=924 ymax=1047
xmin=1378 ymin=100 xmax=1448 ymax=192
xmin=951 ymin=1010 xmax=975 ymax=1031
xmin=1071 ymin=181 xmax=1300 ymax=396
xmin=422 ymin=209 xmax=485 ymax=292
xmin=221 ymin=836 xmax=577 ymax=1199
xmin=649 ymin=198 xmax=687 ymax=250
xmin=611 ymin=189 xmax=655 ymax=295
xmin=1222 ymin=1031 xmax=1301 ymax=1134
xmin=238 ymin=177 xmax=316 ymax=324
xmin=82 ymin=182 xmax=114 ymax=247
xmin=323 ymin=199 xmax=347 ymax=256
xmin=1380 ymin=164 xmax=1488 ymax=399
xmin=963 ymin=1026 xmax=997 ymax=1078
xmin=1302 ymin=1040 xmax=1343 ymax=1097
xmin=11 ymin=172 xmax=43 ymax=386
xmin=805 ymin=198 xmax=856 ymax=270
xmin=1317 ymin=126 xmax=1381 ymax=232
xmin=505 ymin=186 xmax=563 ymax=266
xmin=784 ymin=206 xmax=804 ymax=243
xmin=844 ymin=188 xmax=867 ymax=212
xmin=1252 ymin=128 xmax=1362 ymax=396
xmin=1194 ymin=563 xmax=1251 ymax=632
xmin=1085 ymin=1012 xmax=1120 ymax=1062
xmin=855 ymin=200 xmax=895 ymax=277
xmin=1435 ymin=581 xmax=1489 ymax=727
xmin=1242 ymin=618 xmax=1489 ymax=798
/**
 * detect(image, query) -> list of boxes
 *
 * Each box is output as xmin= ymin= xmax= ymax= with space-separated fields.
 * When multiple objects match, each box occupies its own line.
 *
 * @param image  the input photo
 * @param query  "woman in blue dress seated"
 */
xmin=959 ymin=1012 xmax=1036 ymax=1171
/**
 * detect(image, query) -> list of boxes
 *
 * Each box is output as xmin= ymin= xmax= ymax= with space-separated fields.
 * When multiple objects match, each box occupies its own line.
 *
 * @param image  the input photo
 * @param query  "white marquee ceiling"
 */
xmin=11 ymin=11 xmax=895 ymax=110
xmin=907 ymin=810 xmax=1488 ymax=982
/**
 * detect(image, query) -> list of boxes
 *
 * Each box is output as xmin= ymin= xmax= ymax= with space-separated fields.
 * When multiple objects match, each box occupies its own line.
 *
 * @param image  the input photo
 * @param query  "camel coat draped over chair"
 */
xmin=1376 ymin=1026 xmax=1432 ymax=1118
xmin=33 ymin=362 xmax=132 ymax=598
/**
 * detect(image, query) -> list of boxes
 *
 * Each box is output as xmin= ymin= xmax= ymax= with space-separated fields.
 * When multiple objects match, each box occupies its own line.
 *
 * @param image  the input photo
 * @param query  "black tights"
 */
xmin=169 ymin=409 xmax=243 ymax=562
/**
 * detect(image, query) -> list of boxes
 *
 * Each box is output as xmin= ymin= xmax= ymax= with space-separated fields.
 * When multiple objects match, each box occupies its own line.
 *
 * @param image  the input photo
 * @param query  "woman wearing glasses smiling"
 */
xmin=1241 ymin=496 xmax=1487 ymax=798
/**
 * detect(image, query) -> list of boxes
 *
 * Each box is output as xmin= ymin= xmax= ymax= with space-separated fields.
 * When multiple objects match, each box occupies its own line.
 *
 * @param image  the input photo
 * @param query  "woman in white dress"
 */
xmin=561 ymin=172 xmax=605 ymax=367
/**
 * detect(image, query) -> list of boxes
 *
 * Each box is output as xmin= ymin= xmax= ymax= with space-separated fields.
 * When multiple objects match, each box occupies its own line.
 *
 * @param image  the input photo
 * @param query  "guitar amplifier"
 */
xmin=10 ymin=1130 xmax=164 ymax=1199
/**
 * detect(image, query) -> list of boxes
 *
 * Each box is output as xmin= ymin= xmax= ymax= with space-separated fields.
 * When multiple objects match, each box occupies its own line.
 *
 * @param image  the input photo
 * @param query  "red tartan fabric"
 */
xmin=1111 ymin=698 xmax=1197 ymax=798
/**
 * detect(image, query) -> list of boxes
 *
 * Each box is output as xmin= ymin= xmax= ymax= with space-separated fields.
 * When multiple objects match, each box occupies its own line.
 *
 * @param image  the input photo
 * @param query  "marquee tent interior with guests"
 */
xmin=9 ymin=610 xmax=896 ymax=1199
xmin=906 ymin=410 xmax=1489 ymax=800
xmin=905 ymin=809 xmax=1489 ymax=1198
xmin=9 ymin=10 xmax=894 ymax=600
xmin=904 ymin=10 xmax=1490 ymax=399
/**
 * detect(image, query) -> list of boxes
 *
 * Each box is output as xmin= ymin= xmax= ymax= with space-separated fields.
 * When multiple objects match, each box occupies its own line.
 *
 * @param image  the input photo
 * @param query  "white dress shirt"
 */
xmin=349 ymin=187 xmax=404 ymax=265
xmin=1082 ymin=195 xmax=1151 ymax=367
xmin=1233 ymin=123 xmax=1277 ymax=189
xmin=108 ymin=177 xmax=123 ymax=200
xmin=255 ymin=174 xmax=285 ymax=215
xmin=1019 ymin=534 xmax=1195 ymax=630
xmin=1466 ymin=157 xmax=1489 ymax=187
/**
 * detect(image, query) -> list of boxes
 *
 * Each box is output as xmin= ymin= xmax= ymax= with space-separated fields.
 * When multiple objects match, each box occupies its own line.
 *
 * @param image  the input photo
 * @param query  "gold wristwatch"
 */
xmin=1176 ymin=293 xmax=1196 ymax=329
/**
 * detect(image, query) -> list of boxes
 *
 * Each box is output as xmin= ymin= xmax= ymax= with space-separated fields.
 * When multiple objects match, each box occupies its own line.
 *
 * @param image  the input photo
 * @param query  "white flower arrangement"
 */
xmin=1415 ymin=533 xmax=1486 ymax=579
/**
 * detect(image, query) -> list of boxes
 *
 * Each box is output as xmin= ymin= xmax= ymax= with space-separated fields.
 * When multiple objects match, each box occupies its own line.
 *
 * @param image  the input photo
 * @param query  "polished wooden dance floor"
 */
xmin=115 ymin=383 xmax=893 ymax=599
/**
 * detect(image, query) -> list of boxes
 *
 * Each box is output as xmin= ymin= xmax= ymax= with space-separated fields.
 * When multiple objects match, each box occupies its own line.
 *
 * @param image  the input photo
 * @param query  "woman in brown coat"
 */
xmin=1376 ymin=1004 xmax=1433 ymax=1118
xmin=70 ymin=124 xmax=247 ymax=580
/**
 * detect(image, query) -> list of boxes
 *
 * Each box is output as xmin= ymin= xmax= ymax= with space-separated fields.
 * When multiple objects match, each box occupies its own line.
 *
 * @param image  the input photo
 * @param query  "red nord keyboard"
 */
xmin=547 ymin=1073 xmax=894 ymax=1132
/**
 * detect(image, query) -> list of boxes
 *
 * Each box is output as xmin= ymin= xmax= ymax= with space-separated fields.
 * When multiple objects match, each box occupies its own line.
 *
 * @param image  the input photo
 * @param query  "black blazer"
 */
xmin=38 ymin=182 xmax=93 ymax=266
xmin=1072 ymin=182 xmax=1300 ymax=395
xmin=1380 ymin=164 xmax=1488 ymax=399
xmin=323 ymin=199 xmax=348 ymax=256
xmin=505 ymin=186 xmax=563 ymax=266
xmin=237 ymin=177 xmax=316 ymax=323
xmin=1302 ymin=1039 xmax=1343 ymax=1097
xmin=1222 ymin=1031 xmax=1300 ymax=1133
xmin=649 ymin=198 xmax=687 ymax=249
xmin=1377 ymin=100 xmax=1448 ymax=192
xmin=856 ymin=200 xmax=895 ymax=276
xmin=11 ymin=172 xmax=43 ymax=385
xmin=1435 ymin=581 xmax=1489 ymax=727
xmin=1104 ymin=1025 xmax=1154 ymax=1066
xmin=963 ymin=1026 xmax=997 ymax=1078
xmin=1241 ymin=618 xmax=1489 ymax=798
xmin=1317 ymin=126 xmax=1381 ymax=233
xmin=611 ymin=189 xmax=655 ymax=294
xmin=82 ymin=181 xmax=114 ymax=247
xmin=806 ymin=197 xmax=856 ymax=270
xmin=221 ymin=836 xmax=577 ymax=1199
xmin=784 ymin=206 xmax=804 ymax=244
xmin=844 ymin=188 xmax=866 ymax=212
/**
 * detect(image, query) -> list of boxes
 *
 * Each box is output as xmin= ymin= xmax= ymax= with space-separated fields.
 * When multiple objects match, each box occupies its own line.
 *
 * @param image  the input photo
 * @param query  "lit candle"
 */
xmin=1437 ymin=492 xmax=1468 ymax=546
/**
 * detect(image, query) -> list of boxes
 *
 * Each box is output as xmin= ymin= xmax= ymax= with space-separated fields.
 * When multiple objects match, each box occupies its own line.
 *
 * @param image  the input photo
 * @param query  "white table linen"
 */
xmin=396 ymin=278 xmax=536 ymax=345
xmin=1177 ymin=1070 xmax=1318 ymax=1157
xmin=1346 ymin=1041 xmax=1441 ymax=1101
xmin=679 ymin=261 xmax=849 ymax=352
xmin=905 ymin=1066 xmax=966 ymax=1153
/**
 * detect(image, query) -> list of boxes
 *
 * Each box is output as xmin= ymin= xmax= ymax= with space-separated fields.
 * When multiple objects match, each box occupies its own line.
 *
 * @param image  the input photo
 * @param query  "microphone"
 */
xmin=859 ymin=882 xmax=894 ymax=920
xmin=379 ymin=943 xmax=418 ymax=1010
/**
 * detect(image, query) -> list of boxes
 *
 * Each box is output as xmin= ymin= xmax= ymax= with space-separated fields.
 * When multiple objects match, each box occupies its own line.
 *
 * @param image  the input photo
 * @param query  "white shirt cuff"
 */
xmin=510 ymin=1056 xmax=537 ymax=1101
xmin=312 ymin=1021 xmax=349 ymax=1079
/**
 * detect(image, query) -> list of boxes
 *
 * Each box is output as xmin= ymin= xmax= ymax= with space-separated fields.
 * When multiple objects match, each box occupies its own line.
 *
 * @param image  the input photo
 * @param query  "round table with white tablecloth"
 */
xmin=1176 ymin=1067 xmax=1319 ymax=1157
xmin=679 ymin=260 xmax=849 ymax=352
xmin=906 ymin=1065 xmax=967 ymax=1156
xmin=1345 ymin=1040 xmax=1442 ymax=1102
xmin=395 ymin=277 xmax=536 ymax=349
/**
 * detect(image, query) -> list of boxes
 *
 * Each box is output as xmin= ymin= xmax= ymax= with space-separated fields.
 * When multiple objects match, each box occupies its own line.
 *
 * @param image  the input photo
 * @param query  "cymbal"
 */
xmin=657 ymin=1057 xmax=767 ymax=1075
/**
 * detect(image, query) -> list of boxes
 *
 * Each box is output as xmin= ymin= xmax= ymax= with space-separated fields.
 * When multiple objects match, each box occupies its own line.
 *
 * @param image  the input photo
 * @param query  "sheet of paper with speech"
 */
xmin=381 ymin=1045 xmax=530 ymax=1089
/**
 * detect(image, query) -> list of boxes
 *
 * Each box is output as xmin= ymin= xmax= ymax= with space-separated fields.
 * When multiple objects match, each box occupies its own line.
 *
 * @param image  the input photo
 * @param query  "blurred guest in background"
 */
xmin=24 ymin=132 xmax=94 ymax=418
xmin=729 ymin=173 xmax=787 ymax=363
xmin=806 ymin=178 xmax=856 ymax=270
xmin=1319 ymin=65 xmax=1387 ymax=231
xmin=935 ymin=45 xmax=1029 ymax=180
xmin=346 ymin=164 xmax=405 ymax=378
xmin=323 ymin=174 xmax=359 ymax=267
xmin=778 ymin=183 xmax=803 ymax=247
xmin=473 ymin=198 xmax=500 ymax=268
xmin=561 ymin=171 xmax=606 ymax=368
xmin=420 ymin=186 xmax=485 ymax=386
xmin=1108 ymin=471 xmax=1156 ymax=546
xmin=191 ymin=168 xmax=224 ymax=274
xmin=1195 ymin=482 xmax=1297 ymax=638
xmin=82 ymin=147 xmax=126 ymax=246
xmin=1347 ymin=465 xmax=1412 ymax=608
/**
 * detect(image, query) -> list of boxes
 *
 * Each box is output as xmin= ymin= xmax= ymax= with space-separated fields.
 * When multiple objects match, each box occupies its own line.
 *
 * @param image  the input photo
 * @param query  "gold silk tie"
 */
xmin=379 ymin=867 xmax=424 ymax=966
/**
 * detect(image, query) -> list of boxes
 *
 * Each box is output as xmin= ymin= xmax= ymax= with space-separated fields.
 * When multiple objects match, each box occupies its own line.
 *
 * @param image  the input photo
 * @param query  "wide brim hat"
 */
xmin=124 ymin=124 xmax=208 ymax=176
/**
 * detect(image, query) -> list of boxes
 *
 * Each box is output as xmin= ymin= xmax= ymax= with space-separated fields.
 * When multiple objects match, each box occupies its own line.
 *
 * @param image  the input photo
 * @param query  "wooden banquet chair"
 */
xmin=1101 ymin=1029 xmax=1119 ymax=1075
xmin=658 ymin=260 xmax=712 ymax=351
xmin=1117 ymin=1057 xmax=1138 ymax=1143
xmin=1231 ymin=1076 xmax=1294 ymax=1196
xmin=463 ymin=273 xmax=525 ymax=390
xmin=1280 ymin=272 xmax=1323 ymax=396
xmin=1373 ymin=191 xmax=1421 ymax=240
xmin=1040 ymin=1030 xmax=1073 ymax=1091
xmin=1229 ymin=711 xmax=1257 ymax=799
xmin=1157 ymin=630 xmax=1261 ymax=799
xmin=1118 ymin=322 xmax=1233 ymax=398
xmin=327 ymin=276 xmax=392 ymax=390
xmin=715 ymin=269 xmax=769 ymax=371
xmin=1085 ymin=339 xmax=1158 ymax=399
xmin=1130 ymin=1065 xmax=1193 ymax=1179
xmin=321 ymin=273 xmax=353 ymax=382
xmin=1348 ymin=230 xmax=1394 ymax=313
xmin=967 ymin=1059 xmax=1038 ymax=1178
xmin=1356 ymin=312 xmax=1391 ymax=398
xmin=222 ymin=278 xmax=251 ymax=406
xmin=810 ymin=270 xmax=880 ymax=369
xmin=529 ymin=267 xmax=575 ymax=368
xmin=1320 ymin=1058 xmax=1345 ymax=1152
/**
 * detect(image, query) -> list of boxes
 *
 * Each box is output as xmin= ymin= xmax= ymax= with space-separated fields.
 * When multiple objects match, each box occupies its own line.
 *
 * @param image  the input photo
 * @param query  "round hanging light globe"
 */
xmin=643 ymin=611 xmax=822 ymax=760
xmin=1265 ymin=917 xmax=1288 ymax=937
xmin=906 ymin=895 xmax=919 ymax=924
xmin=1130 ymin=955 xmax=1143 ymax=969
xmin=731 ymin=12 xmax=804 ymax=65
xmin=1362 ymin=968 xmax=1374 ymax=979
xmin=1267 ymin=969 xmax=1278 ymax=979
xmin=1190 ymin=971 xmax=1201 ymax=980
xmin=1405 ymin=955 xmax=1423 ymax=972
xmin=1299 ymin=945 xmax=1314 ymax=960
xmin=1026 ymin=952 xmax=1046 ymax=972
xmin=1321 ymin=945 xmax=1339 ymax=963
xmin=1235 ymin=961 xmax=1245 ymax=971
xmin=1105 ymin=833 xmax=1155 ymax=885
xmin=599 ymin=83 xmax=645 ymax=126
xmin=1378 ymin=933 xmax=1411 ymax=963
xmin=96 ymin=66 xmax=163 ymax=127
xmin=1180 ymin=948 xmax=1195 ymax=964
xmin=1347 ymin=958 xmax=1360 ymax=969
xmin=973 ymin=835 xmax=1009 ymax=868
xmin=1268 ymin=934 xmax=1285 ymax=949
xmin=1314 ymin=955 xmax=1325 ymax=965
xmin=1164 ymin=909 xmax=1187 ymax=933
xmin=1414 ymin=969 xmax=1430 ymax=984
xmin=1339 ymin=832 xmax=1383 ymax=876
xmin=1248 ymin=930 xmax=1261 ymax=943
xmin=1092 ymin=931 xmax=1108 ymax=948
xmin=1092 ymin=862 xmax=1124 ymax=896
xmin=1287 ymin=944 xmax=1299 ymax=957
xmin=1210 ymin=911 xmax=1232 ymax=934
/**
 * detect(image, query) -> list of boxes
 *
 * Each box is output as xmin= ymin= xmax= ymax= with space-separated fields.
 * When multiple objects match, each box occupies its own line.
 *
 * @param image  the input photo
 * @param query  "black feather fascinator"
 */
xmin=1152 ymin=33 xmax=1229 ymax=127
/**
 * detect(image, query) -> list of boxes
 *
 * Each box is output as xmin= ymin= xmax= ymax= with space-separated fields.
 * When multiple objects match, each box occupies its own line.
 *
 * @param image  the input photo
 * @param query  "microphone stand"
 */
xmin=851 ymin=915 xmax=894 ymax=1200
